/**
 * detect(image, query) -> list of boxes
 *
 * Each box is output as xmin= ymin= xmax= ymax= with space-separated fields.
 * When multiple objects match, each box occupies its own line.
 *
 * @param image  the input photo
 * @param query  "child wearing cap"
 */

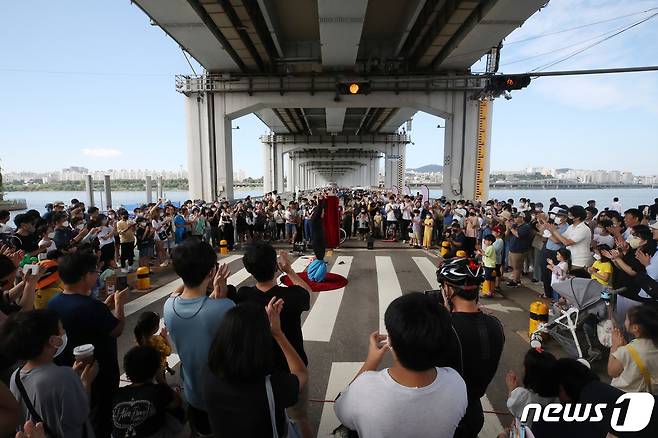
xmin=34 ymin=260 xmax=63 ymax=310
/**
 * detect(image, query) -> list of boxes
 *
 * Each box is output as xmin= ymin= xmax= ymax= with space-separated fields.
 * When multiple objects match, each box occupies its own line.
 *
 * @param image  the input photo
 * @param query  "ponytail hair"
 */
xmin=627 ymin=305 xmax=658 ymax=346
xmin=134 ymin=311 xmax=160 ymax=346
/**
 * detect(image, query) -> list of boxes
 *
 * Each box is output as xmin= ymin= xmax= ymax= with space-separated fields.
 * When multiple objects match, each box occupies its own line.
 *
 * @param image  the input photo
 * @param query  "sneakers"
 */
xmin=160 ymin=261 xmax=169 ymax=267
xmin=506 ymin=281 xmax=520 ymax=288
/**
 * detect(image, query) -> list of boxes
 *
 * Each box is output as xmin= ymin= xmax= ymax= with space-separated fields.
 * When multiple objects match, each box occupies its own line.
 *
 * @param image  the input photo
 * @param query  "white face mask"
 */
xmin=554 ymin=217 xmax=563 ymax=225
xmin=54 ymin=333 xmax=67 ymax=358
xmin=48 ymin=232 xmax=55 ymax=239
xmin=62 ymin=221 xmax=69 ymax=227
xmin=627 ymin=236 xmax=643 ymax=249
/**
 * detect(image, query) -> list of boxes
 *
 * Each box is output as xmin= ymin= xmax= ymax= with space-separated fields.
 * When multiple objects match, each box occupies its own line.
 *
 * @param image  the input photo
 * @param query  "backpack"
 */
xmin=393 ymin=206 xmax=403 ymax=222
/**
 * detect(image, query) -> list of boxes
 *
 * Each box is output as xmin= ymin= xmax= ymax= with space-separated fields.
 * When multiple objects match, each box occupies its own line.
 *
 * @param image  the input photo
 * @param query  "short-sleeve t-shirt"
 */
xmin=230 ymin=285 xmax=310 ymax=370
xmin=163 ymin=295 xmax=234 ymax=410
xmin=492 ymin=238 xmax=504 ymax=265
xmin=611 ymin=338 xmax=658 ymax=393
xmin=204 ymin=372 xmax=299 ymax=438
xmin=563 ymin=222 xmax=592 ymax=267
xmin=508 ymin=223 xmax=532 ymax=253
xmin=111 ymin=383 xmax=176 ymax=438
xmin=10 ymin=364 xmax=91 ymax=438
xmin=591 ymin=260 xmax=613 ymax=286
xmin=483 ymin=245 xmax=496 ymax=268
xmin=15 ymin=232 xmax=40 ymax=253
xmin=48 ymin=292 xmax=120 ymax=388
xmin=334 ymin=367 xmax=467 ymax=438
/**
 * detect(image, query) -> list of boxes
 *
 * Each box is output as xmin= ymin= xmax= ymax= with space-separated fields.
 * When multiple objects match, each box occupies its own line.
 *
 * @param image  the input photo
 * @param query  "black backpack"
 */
xmin=393 ymin=206 xmax=403 ymax=222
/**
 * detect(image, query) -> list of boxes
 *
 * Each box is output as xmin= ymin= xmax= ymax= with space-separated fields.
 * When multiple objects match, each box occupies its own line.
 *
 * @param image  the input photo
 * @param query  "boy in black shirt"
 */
xmin=227 ymin=242 xmax=312 ymax=438
xmin=112 ymin=346 xmax=183 ymax=438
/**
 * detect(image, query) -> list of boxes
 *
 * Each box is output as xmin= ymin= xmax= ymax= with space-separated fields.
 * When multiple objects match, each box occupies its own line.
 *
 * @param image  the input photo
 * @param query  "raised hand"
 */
xmin=365 ymin=331 xmax=389 ymax=368
xmin=265 ymin=296 xmax=285 ymax=336
xmin=212 ymin=263 xmax=231 ymax=298
xmin=277 ymin=250 xmax=292 ymax=274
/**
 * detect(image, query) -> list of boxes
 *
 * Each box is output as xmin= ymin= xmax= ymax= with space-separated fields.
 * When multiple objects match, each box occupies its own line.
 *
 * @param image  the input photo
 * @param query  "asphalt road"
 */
xmin=116 ymin=242 xmax=580 ymax=438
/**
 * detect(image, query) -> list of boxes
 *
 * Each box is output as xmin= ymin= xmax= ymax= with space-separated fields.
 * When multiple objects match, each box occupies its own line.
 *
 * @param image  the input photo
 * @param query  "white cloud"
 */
xmin=81 ymin=148 xmax=123 ymax=157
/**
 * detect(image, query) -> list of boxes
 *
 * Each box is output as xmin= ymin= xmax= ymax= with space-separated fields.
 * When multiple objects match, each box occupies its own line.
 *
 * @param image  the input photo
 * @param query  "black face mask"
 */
xmin=567 ymin=218 xmax=574 ymax=225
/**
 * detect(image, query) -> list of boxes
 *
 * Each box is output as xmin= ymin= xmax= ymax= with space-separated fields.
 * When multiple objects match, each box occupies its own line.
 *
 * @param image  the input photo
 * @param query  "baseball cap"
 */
xmin=549 ymin=207 xmax=567 ymax=216
xmin=499 ymin=211 xmax=512 ymax=221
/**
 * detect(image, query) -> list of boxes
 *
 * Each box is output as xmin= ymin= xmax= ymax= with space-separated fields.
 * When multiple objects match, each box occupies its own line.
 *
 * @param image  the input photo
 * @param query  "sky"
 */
xmin=1 ymin=0 xmax=657 ymax=177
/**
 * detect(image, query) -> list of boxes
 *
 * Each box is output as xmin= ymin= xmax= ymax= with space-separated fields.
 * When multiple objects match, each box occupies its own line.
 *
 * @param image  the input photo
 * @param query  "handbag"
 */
xmin=265 ymin=375 xmax=301 ymax=438
xmin=14 ymin=367 xmax=59 ymax=438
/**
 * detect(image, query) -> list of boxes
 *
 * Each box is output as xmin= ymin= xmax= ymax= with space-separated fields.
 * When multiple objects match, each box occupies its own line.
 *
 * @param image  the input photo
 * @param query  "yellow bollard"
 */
xmin=440 ymin=241 xmax=450 ymax=257
xmin=219 ymin=240 xmax=229 ymax=255
xmin=136 ymin=267 xmax=150 ymax=291
xmin=529 ymin=301 xmax=549 ymax=337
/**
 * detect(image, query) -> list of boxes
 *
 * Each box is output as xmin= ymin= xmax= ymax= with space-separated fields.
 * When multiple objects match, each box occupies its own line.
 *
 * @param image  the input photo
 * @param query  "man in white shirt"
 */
xmin=548 ymin=205 xmax=592 ymax=271
xmin=335 ymin=293 xmax=467 ymax=438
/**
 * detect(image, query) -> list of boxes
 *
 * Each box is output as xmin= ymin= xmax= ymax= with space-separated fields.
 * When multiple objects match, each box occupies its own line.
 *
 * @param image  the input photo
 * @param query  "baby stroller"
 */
xmin=530 ymin=278 xmax=611 ymax=365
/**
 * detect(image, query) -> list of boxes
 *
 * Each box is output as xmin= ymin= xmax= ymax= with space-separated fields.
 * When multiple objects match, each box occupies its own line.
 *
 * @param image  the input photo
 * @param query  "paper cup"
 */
xmin=73 ymin=344 xmax=95 ymax=365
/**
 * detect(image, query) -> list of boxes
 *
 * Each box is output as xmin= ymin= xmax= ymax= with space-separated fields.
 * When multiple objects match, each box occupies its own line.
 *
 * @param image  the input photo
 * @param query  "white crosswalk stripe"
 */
xmin=316 ymin=362 xmax=363 ymax=438
xmin=413 ymin=256 xmax=440 ymax=290
xmin=375 ymin=256 xmax=402 ymax=334
xmin=302 ymin=256 xmax=353 ymax=342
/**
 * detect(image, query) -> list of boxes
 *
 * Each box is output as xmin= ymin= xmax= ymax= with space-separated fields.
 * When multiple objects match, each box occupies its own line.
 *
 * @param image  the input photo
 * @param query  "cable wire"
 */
xmin=181 ymin=47 xmax=198 ymax=76
xmin=500 ymin=19 xmax=641 ymax=67
xmin=531 ymin=11 xmax=658 ymax=72
xmin=443 ymin=5 xmax=658 ymax=62
xmin=505 ymin=6 xmax=658 ymax=45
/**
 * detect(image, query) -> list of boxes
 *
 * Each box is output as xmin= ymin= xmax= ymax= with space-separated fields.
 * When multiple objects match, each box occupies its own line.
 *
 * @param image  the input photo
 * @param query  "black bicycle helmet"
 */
xmin=436 ymin=257 xmax=484 ymax=290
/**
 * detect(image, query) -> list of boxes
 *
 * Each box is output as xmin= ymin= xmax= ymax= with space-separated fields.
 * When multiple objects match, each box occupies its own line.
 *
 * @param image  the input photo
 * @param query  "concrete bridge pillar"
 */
xmin=274 ymin=144 xmax=285 ymax=193
xmin=263 ymin=142 xmax=273 ymax=194
xmin=287 ymin=154 xmax=294 ymax=193
xmin=184 ymin=93 xmax=234 ymax=201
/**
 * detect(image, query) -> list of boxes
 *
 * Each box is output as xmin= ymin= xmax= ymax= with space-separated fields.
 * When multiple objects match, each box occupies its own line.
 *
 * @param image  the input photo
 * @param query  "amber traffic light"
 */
xmin=338 ymin=82 xmax=371 ymax=95
xmin=489 ymin=74 xmax=531 ymax=91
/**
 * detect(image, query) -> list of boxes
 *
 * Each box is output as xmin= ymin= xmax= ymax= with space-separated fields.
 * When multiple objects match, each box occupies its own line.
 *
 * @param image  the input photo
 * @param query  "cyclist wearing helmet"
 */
xmin=436 ymin=257 xmax=505 ymax=438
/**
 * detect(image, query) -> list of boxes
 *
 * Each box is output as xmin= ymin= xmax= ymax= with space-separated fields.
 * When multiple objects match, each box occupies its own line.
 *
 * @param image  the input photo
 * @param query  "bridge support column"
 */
xmin=442 ymin=93 xmax=492 ymax=201
xmin=184 ymin=93 xmax=234 ymax=201
xmin=293 ymin=157 xmax=300 ymax=193
xmin=213 ymin=94 xmax=234 ymax=201
xmin=287 ymin=154 xmax=294 ymax=193
xmin=263 ymin=142 xmax=273 ymax=194
xmin=274 ymin=144 xmax=284 ymax=193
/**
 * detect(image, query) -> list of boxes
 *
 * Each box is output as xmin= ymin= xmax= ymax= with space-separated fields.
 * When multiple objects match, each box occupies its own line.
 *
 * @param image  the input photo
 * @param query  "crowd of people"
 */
xmin=0 ymin=192 xmax=657 ymax=438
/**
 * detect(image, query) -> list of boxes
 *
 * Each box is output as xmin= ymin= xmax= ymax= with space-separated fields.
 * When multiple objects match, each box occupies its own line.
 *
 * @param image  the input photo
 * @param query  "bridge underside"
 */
xmin=133 ymin=0 xmax=547 ymax=199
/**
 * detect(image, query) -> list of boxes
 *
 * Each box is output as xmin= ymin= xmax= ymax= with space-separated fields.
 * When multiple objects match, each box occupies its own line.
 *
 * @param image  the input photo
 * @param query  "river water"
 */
xmin=4 ymin=187 xmax=658 ymax=216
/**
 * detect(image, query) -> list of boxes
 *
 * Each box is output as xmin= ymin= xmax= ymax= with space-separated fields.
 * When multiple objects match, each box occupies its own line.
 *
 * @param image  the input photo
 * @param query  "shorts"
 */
xmin=286 ymin=377 xmax=309 ymax=422
xmin=484 ymin=266 xmax=495 ymax=281
xmin=494 ymin=264 xmax=502 ymax=278
xmin=509 ymin=251 xmax=525 ymax=271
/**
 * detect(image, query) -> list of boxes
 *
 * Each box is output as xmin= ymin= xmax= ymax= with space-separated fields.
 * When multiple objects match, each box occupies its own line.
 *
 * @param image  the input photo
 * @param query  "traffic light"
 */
xmin=338 ymin=81 xmax=371 ymax=95
xmin=489 ymin=74 xmax=531 ymax=91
